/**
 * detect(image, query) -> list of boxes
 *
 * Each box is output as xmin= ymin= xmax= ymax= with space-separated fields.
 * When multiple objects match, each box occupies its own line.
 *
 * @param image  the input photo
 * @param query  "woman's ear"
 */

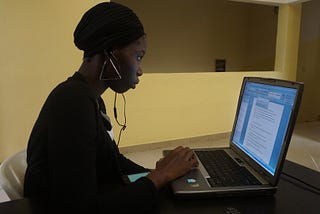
xmin=99 ymin=50 xmax=121 ymax=81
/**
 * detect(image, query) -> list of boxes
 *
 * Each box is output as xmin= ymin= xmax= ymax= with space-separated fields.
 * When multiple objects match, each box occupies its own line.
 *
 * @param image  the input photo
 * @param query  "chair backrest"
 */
xmin=0 ymin=149 xmax=27 ymax=200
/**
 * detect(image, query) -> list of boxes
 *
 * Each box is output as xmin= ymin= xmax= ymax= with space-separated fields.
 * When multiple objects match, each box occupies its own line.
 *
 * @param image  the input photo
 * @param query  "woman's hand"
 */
xmin=147 ymin=146 xmax=198 ymax=189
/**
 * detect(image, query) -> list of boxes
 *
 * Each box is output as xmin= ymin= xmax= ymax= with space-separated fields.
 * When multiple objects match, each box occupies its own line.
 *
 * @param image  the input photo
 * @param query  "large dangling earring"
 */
xmin=99 ymin=51 xmax=121 ymax=80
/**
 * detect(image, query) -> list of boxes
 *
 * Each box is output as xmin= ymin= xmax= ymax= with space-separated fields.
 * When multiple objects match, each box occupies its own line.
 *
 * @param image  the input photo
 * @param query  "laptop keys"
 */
xmin=195 ymin=150 xmax=261 ymax=187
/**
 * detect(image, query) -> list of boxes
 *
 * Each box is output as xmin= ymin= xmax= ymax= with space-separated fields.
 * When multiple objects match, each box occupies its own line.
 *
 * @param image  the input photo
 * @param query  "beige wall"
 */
xmin=0 ymin=0 xmax=101 ymax=161
xmin=115 ymin=0 xmax=277 ymax=72
xmin=245 ymin=4 xmax=278 ymax=71
xmin=0 ymin=1 xmax=301 ymax=162
xmin=296 ymin=0 xmax=320 ymax=122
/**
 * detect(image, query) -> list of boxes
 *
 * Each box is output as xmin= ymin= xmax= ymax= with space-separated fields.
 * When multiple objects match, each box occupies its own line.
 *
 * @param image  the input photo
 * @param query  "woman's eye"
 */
xmin=137 ymin=55 xmax=143 ymax=61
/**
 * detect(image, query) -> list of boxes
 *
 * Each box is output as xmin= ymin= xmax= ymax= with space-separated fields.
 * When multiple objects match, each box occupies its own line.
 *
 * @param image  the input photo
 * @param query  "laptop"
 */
xmin=165 ymin=77 xmax=304 ymax=199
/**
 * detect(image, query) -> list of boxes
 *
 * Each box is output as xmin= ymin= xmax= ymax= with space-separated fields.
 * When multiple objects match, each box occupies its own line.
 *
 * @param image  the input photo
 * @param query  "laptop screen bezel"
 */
xmin=229 ymin=77 xmax=304 ymax=186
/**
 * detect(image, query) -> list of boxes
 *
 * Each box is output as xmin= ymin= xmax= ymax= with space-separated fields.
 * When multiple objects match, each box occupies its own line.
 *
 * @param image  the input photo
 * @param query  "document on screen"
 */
xmin=243 ymin=98 xmax=284 ymax=164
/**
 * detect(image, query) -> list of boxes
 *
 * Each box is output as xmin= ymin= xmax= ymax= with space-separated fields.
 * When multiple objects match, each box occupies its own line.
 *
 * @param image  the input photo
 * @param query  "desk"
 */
xmin=0 ymin=160 xmax=319 ymax=214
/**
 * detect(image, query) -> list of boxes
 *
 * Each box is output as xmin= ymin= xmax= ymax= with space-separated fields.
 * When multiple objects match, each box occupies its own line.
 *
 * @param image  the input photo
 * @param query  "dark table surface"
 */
xmin=1 ymin=160 xmax=319 ymax=214
xmin=153 ymin=160 xmax=320 ymax=214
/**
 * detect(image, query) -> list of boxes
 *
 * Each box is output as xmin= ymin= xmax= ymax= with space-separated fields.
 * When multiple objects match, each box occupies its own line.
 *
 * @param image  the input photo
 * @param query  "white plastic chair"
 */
xmin=0 ymin=149 xmax=27 ymax=200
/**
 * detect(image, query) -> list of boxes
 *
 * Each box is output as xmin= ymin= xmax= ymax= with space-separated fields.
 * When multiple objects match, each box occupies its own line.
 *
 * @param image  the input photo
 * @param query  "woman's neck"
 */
xmin=78 ymin=56 xmax=108 ymax=98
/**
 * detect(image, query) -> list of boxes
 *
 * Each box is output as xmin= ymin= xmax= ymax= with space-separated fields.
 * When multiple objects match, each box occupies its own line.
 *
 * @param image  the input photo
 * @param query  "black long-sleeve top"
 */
xmin=24 ymin=72 xmax=158 ymax=213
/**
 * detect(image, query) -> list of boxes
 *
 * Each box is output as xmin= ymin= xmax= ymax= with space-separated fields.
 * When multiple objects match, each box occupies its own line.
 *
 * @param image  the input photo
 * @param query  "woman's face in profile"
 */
xmin=108 ymin=35 xmax=147 ymax=93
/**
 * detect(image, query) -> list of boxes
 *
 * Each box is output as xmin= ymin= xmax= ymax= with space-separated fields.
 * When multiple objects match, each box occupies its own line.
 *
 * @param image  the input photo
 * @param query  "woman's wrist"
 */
xmin=147 ymin=169 xmax=168 ymax=190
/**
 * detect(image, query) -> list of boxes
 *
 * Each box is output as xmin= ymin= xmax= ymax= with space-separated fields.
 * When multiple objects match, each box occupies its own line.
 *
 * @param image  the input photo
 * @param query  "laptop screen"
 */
xmin=232 ymin=81 xmax=298 ymax=175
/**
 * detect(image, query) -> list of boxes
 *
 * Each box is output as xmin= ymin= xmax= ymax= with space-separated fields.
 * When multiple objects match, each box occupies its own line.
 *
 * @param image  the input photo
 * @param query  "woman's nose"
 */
xmin=137 ymin=67 xmax=143 ymax=76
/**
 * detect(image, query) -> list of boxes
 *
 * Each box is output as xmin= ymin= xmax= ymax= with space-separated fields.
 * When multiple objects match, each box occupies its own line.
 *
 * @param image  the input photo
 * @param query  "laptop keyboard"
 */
xmin=195 ymin=150 xmax=262 ymax=187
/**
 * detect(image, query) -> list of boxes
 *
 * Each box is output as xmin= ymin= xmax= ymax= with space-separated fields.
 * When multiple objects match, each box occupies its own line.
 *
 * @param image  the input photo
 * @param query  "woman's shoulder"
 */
xmin=53 ymin=73 xmax=94 ymax=98
xmin=45 ymin=73 xmax=96 ymax=108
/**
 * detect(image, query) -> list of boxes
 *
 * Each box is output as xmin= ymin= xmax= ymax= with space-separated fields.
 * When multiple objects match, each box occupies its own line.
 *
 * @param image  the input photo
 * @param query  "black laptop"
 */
xmin=165 ymin=77 xmax=304 ymax=199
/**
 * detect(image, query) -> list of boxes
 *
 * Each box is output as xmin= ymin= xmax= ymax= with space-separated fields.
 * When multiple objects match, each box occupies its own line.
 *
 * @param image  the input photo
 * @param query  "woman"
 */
xmin=24 ymin=2 xmax=198 ymax=213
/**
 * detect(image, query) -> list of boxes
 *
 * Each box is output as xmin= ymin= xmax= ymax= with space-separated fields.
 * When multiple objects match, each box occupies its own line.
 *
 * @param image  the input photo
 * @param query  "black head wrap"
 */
xmin=73 ymin=2 xmax=145 ymax=57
